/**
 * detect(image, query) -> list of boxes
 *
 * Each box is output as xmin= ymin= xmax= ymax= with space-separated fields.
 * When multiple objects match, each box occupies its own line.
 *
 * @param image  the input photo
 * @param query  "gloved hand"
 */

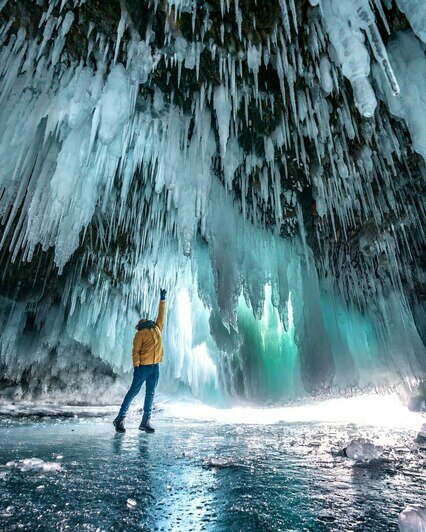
xmin=160 ymin=288 xmax=167 ymax=301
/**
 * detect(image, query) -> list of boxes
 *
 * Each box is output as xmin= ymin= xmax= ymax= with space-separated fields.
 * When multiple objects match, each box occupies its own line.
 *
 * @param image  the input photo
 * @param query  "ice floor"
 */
xmin=0 ymin=396 xmax=425 ymax=531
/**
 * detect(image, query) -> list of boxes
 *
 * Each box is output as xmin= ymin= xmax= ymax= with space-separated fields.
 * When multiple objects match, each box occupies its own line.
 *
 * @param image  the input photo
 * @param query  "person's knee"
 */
xmin=147 ymin=381 xmax=158 ymax=395
xmin=129 ymin=380 xmax=143 ymax=395
xmin=146 ymin=386 xmax=155 ymax=397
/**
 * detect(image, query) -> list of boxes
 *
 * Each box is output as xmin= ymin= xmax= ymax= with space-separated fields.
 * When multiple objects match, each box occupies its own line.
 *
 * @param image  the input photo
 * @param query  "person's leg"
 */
xmin=117 ymin=366 xmax=146 ymax=419
xmin=140 ymin=364 xmax=159 ymax=432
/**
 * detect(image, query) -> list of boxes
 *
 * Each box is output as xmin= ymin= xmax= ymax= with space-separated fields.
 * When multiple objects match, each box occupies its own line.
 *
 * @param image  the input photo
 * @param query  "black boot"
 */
xmin=139 ymin=416 xmax=155 ymax=433
xmin=113 ymin=417 xmax=126 ymax=433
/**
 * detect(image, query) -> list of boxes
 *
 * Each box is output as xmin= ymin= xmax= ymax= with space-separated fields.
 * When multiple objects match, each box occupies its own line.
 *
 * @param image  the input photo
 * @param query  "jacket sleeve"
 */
xmin=155 ymin=300 xmax=166 ymax=331
xmin=132 ymin=332 xmax=143 ymax=366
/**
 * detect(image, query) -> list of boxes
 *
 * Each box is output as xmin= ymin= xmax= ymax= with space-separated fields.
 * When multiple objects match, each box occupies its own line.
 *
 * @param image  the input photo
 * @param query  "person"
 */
xmin=113 ymin=288 xmax=167 ymax=433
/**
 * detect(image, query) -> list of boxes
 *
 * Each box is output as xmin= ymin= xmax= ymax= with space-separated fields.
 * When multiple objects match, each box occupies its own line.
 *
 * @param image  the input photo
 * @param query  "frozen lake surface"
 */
xmin=0 ymin=398 xmax=425 ymax=531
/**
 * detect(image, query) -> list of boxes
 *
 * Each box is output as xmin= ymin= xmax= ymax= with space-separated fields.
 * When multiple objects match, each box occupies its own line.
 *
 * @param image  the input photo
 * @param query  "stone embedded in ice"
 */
xmin=344 ymin=438 xmax=383 ymax=460
xmin=398 ymin=506 xmax=426 ymax=532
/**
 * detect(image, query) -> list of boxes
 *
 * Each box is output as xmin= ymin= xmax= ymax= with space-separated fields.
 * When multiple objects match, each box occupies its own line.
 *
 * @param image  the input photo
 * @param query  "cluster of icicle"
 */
xmin=0 ymin=0 xmax=425 ymax=401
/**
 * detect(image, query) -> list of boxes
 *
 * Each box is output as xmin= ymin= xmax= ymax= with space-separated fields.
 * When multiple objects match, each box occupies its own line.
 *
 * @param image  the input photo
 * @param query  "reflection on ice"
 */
xmin=0 ymin=402 xmax=425 ymax=531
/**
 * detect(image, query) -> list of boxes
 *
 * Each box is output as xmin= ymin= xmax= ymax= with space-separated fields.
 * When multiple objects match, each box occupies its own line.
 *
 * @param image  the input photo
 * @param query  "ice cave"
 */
xmin=0 ymin=0 xmax=425 ymax=530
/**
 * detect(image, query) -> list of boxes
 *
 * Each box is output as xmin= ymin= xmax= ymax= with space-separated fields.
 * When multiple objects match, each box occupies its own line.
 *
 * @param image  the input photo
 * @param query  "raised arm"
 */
xmin=155 ymin=289 xmax=167 ymax=331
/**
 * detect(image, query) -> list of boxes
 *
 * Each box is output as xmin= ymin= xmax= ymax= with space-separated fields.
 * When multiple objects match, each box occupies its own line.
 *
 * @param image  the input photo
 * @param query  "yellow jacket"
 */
xmin=132 ymin=300 xmax=166 ymax=367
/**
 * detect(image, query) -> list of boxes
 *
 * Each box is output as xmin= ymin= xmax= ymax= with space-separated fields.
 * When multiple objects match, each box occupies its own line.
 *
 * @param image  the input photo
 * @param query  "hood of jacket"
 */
xmin=136 ymin=319 xmax=156 ymax=331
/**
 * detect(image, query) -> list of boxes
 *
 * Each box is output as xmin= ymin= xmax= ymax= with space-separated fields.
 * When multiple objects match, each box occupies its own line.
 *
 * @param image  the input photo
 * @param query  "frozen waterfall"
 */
xmin=0 ymin=0 xmax=425 ymax=404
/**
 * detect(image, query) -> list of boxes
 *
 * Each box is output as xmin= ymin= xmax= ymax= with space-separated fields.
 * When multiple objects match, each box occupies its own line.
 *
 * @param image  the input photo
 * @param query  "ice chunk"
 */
xmin=344 ymin=438 xmax=382 ymax=460
xmin=202 ymin=457 xmax=239 ymax=469
xmin=398 ymin=506 xmax=426 ymax=532
xmin=415 ymin=423 xmax=426 ymax=447
xmin=126 ymin=498 xmax=137 ymax=508
xmin=5 ymin=458 xmax=61 ymax=472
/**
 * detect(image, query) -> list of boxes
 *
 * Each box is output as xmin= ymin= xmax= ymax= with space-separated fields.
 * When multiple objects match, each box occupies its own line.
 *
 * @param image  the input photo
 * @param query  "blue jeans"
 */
xmin=118 ymin=364 xmax=159 ymax=420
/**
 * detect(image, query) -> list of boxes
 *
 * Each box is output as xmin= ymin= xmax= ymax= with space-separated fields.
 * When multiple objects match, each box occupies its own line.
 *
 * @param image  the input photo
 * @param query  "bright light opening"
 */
xmin=163 ymin=394 xmax=424 ymax=429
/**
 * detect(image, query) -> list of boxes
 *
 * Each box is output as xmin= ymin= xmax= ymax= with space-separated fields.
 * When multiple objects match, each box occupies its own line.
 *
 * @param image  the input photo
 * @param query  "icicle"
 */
xmin=319 ymin=55 xmax=333 ymax=95
xmin=247 ymin=43 xmax=261 ymax=96
xmin=319 ymin=0 xmax=381 ymax=116
xmin=235 ymin=0 xmax=242 ymax=40
xmin=114 ymin=9 xmax=128 ymax=65
xmin=36 ymin=16 xmax=56 ymax=60
xmin=288 ymin=0 xmax=299 ymax=35
xmin=213 ymin=84 xmax=231 ymax=159
xmin=365 ymin=24 xmax=399 ymax=96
